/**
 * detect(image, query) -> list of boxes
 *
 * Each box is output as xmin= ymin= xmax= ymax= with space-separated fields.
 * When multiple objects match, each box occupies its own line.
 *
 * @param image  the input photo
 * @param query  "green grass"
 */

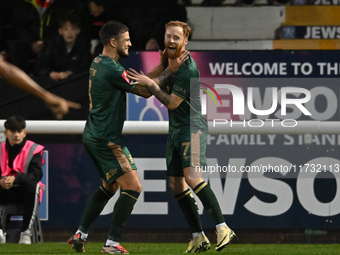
xmin=0 ymin=243 xmax=340 ymax=255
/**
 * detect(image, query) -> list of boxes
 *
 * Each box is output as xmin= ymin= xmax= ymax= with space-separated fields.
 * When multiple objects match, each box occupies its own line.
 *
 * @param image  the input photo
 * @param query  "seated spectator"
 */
xmin=86 ymin=0 xmax=188 ymax=52
xmin=86 ymin=0 xmax=110 ymax=56
xmin=10 ymin=0 xmax=89 ymax=73
xmin=34 ymin=12 xmax=92 ymax=81
xmin=0 ymin=116 xmax=44 ymax=244
xmin=12 ymin=0 xmax=53 ymax=57
xmin=8 ymin=0 xmax=53 ymax=73
xmin=122 ymin=0 xmax=188 ymax=51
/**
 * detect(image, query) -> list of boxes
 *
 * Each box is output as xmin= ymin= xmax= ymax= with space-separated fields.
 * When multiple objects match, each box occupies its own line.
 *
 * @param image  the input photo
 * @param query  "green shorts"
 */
xmin=166 ymin=131 xmax=207 ymax=177
xmin=83 ymin=141 xmax=137 ymax=184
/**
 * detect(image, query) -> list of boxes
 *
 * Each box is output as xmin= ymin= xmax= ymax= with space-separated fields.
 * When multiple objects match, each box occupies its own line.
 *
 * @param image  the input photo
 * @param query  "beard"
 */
xmin=118 ymin=48 xmax=129 ymax=58
xmin=165 ymin=43 xmax=185 ymax=59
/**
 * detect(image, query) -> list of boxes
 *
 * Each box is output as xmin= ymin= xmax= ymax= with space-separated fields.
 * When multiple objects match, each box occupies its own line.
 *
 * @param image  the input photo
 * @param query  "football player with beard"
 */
xmin=67 ymin=21 xmax=187 ymax=254
xmin=128 ymin=21 xmax=236 ymax=253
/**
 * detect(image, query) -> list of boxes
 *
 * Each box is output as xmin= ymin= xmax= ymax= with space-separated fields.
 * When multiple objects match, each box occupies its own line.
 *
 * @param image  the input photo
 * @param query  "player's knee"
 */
xmin=184 ymin=175 xmax=194 ymax=187
xmin=124 ymin=181 xmax=142 ymax=193
xmin=169 ymin=180 xmax=186 ymax=194
xmin=134 ymin=182 xmax=142 ymax=193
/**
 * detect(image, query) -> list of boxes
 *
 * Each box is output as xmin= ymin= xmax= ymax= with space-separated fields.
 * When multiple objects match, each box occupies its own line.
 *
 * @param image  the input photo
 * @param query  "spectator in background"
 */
xmin=86 ymin=0 xmax=188 ymax=52
xmin=10 ymin=0 xmax=88 ymax=72
xmin=121 ymin=0 xmax=188 ymax=51
xmin=0 ymin=116 xmax=44 ymax=244
xmin=9 ymin=0 xmax=53 ymax=72
xmin=12 ymin=0 xmax=53 ymax=57
xmin=34 ymin=12 xmax=92 ymax=81
xmin=86 ymin=0 xmax=114 ymax=56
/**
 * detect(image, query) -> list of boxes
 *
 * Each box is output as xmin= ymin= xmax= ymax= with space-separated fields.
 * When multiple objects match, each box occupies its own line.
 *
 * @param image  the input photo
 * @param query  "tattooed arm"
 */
xmin=131 ymin=85 xmax=152 ymax=98
xmin=153 ymin=67 xmax=174 ymax=92
xmin=147 ymin=81 xmax=184 ymax=110
xmin=127 ymin=70 xmax=184 ymax=110
xmin=152 ymin=50 xmax=188 ymax=90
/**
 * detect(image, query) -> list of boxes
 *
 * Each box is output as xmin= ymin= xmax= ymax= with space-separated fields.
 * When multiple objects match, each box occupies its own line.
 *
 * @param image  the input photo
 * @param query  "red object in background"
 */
xmin=1 ymin=52 xmax=9 ymax=61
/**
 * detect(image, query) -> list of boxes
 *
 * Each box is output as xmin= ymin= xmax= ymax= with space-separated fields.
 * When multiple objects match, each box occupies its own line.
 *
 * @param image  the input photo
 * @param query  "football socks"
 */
xmin=175 ymin=188 xmax=203 ymax=233
xmin=194 ymin=181 xmax=225 ymax=225
xmin=108 ymin=190 xmax=140 ymax=242
xmin=79 ymin=186 xmax=114 ymax=233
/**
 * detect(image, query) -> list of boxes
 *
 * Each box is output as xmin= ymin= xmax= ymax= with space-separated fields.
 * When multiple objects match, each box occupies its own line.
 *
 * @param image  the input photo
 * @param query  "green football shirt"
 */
xmin=164 ymin=53 xmax=208 ymax=134
xmin=83 ymin=54 xmax=135 ymax=145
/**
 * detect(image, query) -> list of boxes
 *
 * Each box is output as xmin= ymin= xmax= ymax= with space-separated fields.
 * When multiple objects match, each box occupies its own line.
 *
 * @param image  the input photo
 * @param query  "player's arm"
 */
xmin=0 ymin=59 xmax=80 ymax=119
xmin=127 ymin=69 xmax=184 ymax=110
xmin=130 ymin=85 xmax=152 ymax=98
xmin=147 ymin=82 xmax=184 ymax=110
xmin=146 ymin=50 xmax=167 ymax=79
xmin=146 ymin=50 xmax=188 ymax=86
xmin=153 ymin=50 xmax=188 ymax=88
xmin=127 ymin=50 xmax=188 ymax=93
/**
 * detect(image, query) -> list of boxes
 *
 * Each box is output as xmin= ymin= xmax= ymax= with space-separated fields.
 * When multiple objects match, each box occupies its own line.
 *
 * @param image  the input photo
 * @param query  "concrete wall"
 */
xmin=187 ymin=6 xmax=285 ymax=40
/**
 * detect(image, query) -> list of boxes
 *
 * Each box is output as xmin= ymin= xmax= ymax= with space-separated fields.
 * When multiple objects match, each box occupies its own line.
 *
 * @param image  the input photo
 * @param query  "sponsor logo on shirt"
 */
xmin=173 ymin=85 xmax=187 ymax=94
xmin=122 ymin=70 xmax=130 ymax=83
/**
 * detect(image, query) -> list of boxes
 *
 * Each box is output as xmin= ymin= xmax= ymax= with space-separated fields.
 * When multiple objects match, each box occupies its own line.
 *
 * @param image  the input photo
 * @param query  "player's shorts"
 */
xmin=166 ymin=130 xmax=207 ymax=177
xmin=83 ymin=141 xmax=137 ymax=184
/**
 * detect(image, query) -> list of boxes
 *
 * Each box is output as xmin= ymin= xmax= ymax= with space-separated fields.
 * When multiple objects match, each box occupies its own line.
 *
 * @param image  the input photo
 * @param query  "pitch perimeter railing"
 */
xmin=0 ymin=120 xmax=340 ymax=135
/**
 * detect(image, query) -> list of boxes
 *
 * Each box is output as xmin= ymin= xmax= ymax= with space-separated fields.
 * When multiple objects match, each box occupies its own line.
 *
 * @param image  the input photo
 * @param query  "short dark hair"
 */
xmin=58 ymin=11 xmax=81 ymax=29
xmin=4 ymin=116 xmax=26 ymax=132
xmin=99 ymin=21 xmax=129 ymax=46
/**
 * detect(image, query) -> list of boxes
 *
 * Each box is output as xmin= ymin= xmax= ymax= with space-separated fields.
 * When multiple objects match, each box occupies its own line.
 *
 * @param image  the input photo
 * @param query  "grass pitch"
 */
xmin=0 ymin=243 xmax=339 ymax=255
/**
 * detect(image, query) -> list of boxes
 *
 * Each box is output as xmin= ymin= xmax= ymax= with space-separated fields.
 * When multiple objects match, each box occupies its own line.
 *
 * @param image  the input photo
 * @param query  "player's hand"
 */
xmin=159 ymin=49 xmax=167 ymax=68
xmin=127 ymin=68 xmax=154 ymax=87
xmin=168 ymin=50 xmax=189 ymax=72
xmin=44 ymin=93 xmax=81 ymax=119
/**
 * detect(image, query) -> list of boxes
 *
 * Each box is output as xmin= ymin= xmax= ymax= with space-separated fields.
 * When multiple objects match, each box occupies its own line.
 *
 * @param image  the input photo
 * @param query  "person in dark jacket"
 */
xmin=0 ymin=116 xmax=44 ymax=244
xmin=86 ymin=0 xmax=187 ymax=52
xmin=34 ymin=12 xmax=92 ymax=81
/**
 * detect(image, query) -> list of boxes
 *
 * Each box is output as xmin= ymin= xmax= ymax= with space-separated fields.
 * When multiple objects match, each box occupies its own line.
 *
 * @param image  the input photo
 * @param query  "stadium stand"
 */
xmin=185 ymin=2 xmax=340 ymax=50
xmin=274 ymin=6 xmax=340 ymax=49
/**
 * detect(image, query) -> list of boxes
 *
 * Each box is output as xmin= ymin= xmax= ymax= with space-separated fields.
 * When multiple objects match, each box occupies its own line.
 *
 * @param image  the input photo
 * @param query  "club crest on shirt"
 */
xmin=122 ymin=70 xmax=130 ymax=83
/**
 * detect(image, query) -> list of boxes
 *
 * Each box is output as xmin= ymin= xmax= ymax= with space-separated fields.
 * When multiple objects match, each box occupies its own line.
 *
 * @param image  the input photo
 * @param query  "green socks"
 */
xmin=79 ymin=186 xmax=114 ymax=233
xmin=175 ymin=189 xmax=203 ymax=233
xmin=193 ymin=181 xmax=225 ymax=225
xmin=108 ymin=190 xmax=140 ymax=242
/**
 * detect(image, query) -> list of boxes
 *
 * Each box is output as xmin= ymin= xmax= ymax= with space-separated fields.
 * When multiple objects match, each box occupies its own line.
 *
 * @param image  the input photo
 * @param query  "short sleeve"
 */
xmin=111 ymin=69 xmax=136 ymax=92
xmin=171 ymin=71 xmax=190 ymax=99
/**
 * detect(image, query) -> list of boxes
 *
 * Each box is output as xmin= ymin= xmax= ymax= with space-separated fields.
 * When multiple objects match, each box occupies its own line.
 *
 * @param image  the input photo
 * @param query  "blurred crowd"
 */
xmin=0 ymin=0 xmax=189 ymax=81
